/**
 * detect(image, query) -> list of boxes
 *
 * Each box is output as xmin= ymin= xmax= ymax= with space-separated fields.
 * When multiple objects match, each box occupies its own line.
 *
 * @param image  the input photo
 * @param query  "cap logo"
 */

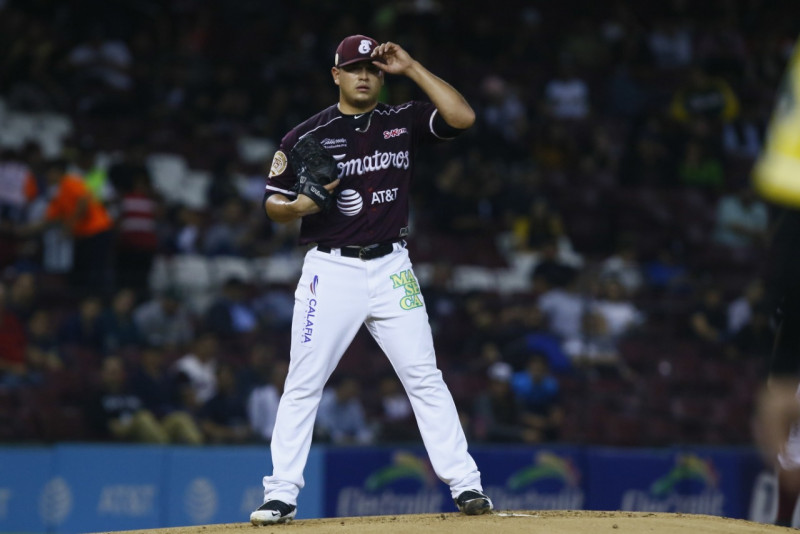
xmin=358 ymin=40 xmax=373 ymax=54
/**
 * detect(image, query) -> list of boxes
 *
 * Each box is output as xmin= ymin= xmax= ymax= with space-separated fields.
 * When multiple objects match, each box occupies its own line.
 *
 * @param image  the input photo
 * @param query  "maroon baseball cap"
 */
xmin=334 ymin=35 xmax=379 ymax=67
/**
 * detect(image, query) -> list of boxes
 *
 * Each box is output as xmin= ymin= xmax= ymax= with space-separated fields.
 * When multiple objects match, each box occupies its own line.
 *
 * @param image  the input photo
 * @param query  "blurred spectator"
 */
xmin=23 ymin=159 xmax=114 ymax=296
xmin=172 ymin=332 xmax=220 ymax=408
xmin=128 ymin=346 xmax=204 ymax=444
xmin=115 ymin=173 xmax=160 ymax=293
xmin=536 ymin=274 xmax=585 ymax=345
xmin=25 ymin=309 xmax=64 ymax=378
xmin=531 ymin=239 xmax=579 ymax=293
xmin=85 ymin=355 xmax=178 ymax=443
xmin=503 ymin=318 xmax=573 ymax=376
xmin=98 ymin=288 xmax=145 ymax=354
xmin=66 ymin=29 xmax=133 ymax=115
xmin=0 ymin=148 xmax=38 ymax=224
xmin=512 ymin=198 xmax=568 ymax=254
xmin=642 ymin=245 xmax=690 ymax=294
xmin=669 ymin=64 xmax=740 ymax=126
xmin=598 ymin=239 xmax=644 ymax=296
xmin=203 ymin=197 xmax=253 ymax=256
xmin=510 ymin=353 xmax=563 ymax=442
xmin=677 ymin=138 xmax=724 ymax=189
xmin=722 ymin=99 xmax=766 ymax=160
xmin=251 ymin=282 xmax=295 ymax=330
xmin=173 ymin=207 xmax=204 ymax=254
xmin=71 ymin=142 xmax=115 ymax=207
xmin=712 ymin=186 xmax=769 ymax=250
xmin=107 ymin=142 xmax=150 ymax=196
xmin=1 ymin=16 xmax=64 ymax=111
xmin=237 ymin=342 xmax=277 ymax=399
xmin=133 ymin=288 xmax=194 ymax=350
xmin=617 ymin=114 xmax=675 ymax=187
xmin=473 ymin=361 xmax=527 ymax=443
xmin=375 ymin=375 xmax=418 ymax=443
xmin=590 ymin=278 xmax=645 ymax=340
xmin=688 ymin=284 xmax=728 ymax=345
xmin=727 ymin=303 xmax=773 ymax=361
xmin=247 ymin=360 xmax=289 ymax=443
xmin=647 ymin=15 xmax=693 ymax=70
xmin=543 ymin=61 xmax=591 ymax=121
xmin=5 ymin=271 xmax=38 ymax=323
xmin=204 ymin=277 xmax=258 ymax=338
xmin=57 ymin=294 xmax=104 ymax=353
xmin=477 ymin=74 xmax=528 ymax=155
xmin=198 ymin=363 xmax=251 ymax=444
xmin=564 ymin=310 xmax=626 ymax=377
xmin=727 ymin=278 xmax=766 ymax=336
xmin=0 ymin=281 xmax=27 ymax=387
xmin=316 ymin=377 xmax=375 ymax=445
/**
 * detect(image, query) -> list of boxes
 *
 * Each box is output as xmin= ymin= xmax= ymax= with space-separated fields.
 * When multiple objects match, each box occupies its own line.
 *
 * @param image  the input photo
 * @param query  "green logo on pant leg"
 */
xmin=390 ymin=269 xmax=423 ymax=310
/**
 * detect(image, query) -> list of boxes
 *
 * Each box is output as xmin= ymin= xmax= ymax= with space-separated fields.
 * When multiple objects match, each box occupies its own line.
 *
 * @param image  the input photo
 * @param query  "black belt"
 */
xmin=317 ymin=242 xmax=397 ymax=260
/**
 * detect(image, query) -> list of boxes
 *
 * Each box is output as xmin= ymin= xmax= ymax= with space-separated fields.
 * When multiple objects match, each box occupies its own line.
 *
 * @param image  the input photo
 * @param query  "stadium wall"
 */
xmin=0 ymin=444 xmax=772 ymax=533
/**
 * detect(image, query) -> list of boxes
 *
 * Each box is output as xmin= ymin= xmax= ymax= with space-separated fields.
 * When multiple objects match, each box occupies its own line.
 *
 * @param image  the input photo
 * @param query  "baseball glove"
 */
xmin=289 ymin=134 xmax=338 ymax=212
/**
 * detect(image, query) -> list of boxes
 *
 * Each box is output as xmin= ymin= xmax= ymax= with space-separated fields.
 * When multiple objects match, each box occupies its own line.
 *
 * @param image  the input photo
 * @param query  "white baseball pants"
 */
xmin=262 ymin=243 xmax=483 ymax=505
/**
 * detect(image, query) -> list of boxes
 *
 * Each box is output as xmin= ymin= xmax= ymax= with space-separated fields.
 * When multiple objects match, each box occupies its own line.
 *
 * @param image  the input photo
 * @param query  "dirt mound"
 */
xmin=96 ymin=510 xmax=795 ymax=534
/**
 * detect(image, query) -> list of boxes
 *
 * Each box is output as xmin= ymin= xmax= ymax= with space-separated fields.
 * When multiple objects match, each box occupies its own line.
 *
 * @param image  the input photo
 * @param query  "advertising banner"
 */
xmin=0 ymin=448 xmax=53 ymax=533
xmin=164 ymin=445 xmax=324 ymax=525
xmin=472 ymin=445 xmax=586 ymax=511
xmin=52 ymin=444 xmax=166 ymax=533
xmin=586 ymin=447 xmax=760 ymax=518
xmin=325 ymin=447 xmax=450 ymax=517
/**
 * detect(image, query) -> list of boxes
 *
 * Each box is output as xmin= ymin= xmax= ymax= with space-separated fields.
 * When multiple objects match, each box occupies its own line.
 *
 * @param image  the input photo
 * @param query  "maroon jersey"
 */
xmin=265 ymin=101 xmax=451 ymax=247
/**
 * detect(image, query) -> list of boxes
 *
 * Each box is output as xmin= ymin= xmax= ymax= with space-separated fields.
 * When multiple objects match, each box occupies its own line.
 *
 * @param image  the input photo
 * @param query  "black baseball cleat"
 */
xmin=250 ymin=500 xmax=297 ymax=525
xmin=454 ymin=489 xmax=493 ymax=515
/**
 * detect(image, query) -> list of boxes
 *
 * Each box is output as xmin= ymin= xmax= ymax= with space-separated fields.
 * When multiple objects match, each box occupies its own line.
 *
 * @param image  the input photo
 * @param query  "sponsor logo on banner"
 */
xmin=184 ymin=478 xmax=218 ymax=523
xmin=39 ymin=477 xmax=72 ymax=527
xmin=621 ymin=454 xmax=724 ymax=514
xmin=484 ymin=452 xmax=584 ymax=510
xmin=336 ymin=452 xmax=443 ymax=516
xmin=97 ymin=484 xmax=157 ymax=516
xmin=390 ymin=270 xmax=422 ymax=310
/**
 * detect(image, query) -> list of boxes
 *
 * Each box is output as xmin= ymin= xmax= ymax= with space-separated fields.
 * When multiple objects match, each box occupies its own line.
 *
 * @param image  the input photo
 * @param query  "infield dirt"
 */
xmin=95 ymin=510 xmax=796 ymax=534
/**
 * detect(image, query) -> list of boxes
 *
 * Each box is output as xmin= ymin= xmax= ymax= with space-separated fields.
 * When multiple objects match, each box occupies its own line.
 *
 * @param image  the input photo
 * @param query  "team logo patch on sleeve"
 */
xmin=269 ymin=150 xmax=288 ymax=177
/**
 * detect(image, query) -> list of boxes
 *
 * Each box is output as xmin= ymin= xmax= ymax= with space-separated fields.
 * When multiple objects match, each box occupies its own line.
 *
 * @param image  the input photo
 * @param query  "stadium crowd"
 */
xmin=0 ymin=0 xmax=795 ymax=447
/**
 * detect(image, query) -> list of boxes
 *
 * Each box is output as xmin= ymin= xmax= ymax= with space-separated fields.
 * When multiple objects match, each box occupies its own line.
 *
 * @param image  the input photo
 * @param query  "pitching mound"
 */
xmin=98 ymin=510 xmax=795 ymax=534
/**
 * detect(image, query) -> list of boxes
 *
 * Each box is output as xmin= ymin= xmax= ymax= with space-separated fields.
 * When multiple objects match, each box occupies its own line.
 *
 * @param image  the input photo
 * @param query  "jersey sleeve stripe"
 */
xmin=265 ymin=185 xmax=297 ymax=197
xmin=429 ymin=109 xmax=457 ymax=140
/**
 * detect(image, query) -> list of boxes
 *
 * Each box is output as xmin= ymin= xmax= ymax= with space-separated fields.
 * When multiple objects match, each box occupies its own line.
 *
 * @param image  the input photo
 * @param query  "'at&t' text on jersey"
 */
xmin=264 ymin=101 xmax=456 ymax=247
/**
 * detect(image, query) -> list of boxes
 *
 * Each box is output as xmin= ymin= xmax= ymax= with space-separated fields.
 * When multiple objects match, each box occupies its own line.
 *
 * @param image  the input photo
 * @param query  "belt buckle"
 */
xmin=358 ymin=244 xmax=379 ymax=260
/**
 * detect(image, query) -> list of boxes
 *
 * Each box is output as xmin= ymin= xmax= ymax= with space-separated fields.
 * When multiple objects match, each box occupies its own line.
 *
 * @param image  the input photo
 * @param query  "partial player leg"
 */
xmin=256 ymin=250 xmax=369 ymax=521
xmin=364 ymin=248 xmax=490 ymax=513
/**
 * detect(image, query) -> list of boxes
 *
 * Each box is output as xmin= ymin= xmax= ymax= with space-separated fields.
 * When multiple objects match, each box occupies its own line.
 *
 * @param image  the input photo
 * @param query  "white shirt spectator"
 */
xmin=592 ymin=299 xmax=644 ymax=338
xmin=537 ymin=288 xmax=585 ymax=340
xmin=545 ymin=77 xmax=590 ymax=120
xmin=173 ymin=353 xmax=217 ymax=405
xmin=713 ymin=189 xmax=768 ymax=248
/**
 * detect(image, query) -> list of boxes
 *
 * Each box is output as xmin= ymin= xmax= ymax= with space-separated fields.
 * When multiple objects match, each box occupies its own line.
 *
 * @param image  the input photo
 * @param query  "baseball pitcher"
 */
xmin=250 ymin=35 xmax=492 ymax=525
